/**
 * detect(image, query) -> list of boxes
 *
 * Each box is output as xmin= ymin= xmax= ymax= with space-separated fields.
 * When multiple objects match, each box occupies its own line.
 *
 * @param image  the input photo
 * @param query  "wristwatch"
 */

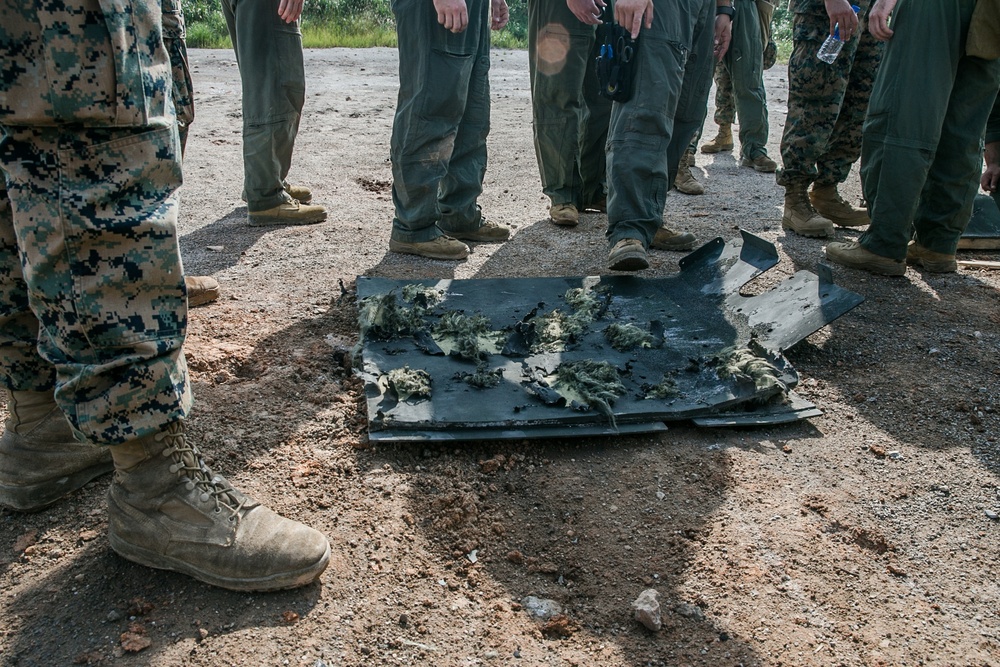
xmin=716 ymin=4 xmax=735 ymax=18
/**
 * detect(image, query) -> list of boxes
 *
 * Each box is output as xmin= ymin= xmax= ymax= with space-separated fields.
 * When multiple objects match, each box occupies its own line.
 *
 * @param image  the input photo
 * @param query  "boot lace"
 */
xmin=157 ymin=422 xmax=246 ymax=516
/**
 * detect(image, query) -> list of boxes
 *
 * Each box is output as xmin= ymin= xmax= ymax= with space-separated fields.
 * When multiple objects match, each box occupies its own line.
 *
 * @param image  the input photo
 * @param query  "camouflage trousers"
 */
xmin=776 ymin=4 xmax=883 ymax=189
xmin=0 ymin=126 xmax=192 ymax=445
xmin=163 ymin=0 xmax=195 ymax=154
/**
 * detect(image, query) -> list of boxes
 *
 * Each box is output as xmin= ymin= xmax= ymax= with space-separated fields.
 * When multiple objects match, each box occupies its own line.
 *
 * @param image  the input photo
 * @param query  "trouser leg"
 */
xmin=713 ymin=63 xmax=736 ymax=127
xmin=221 ymin=0 xmax=305 ymax=212
xmin=814 ymin=20 xmax=882 ymax=187
xmin=579 ymin=41 xmax=612 ymax=207
xmin=606 ymin=0 xmax=714 ymax=247
xmin=728 ymin=0 xmax=768 ymax=159
xmin=389 ymin=0 xmax=485 ymax=241
xmin=859 ymin=0 xmax=997 ymax=259
xmin=0 ymin=127 xmax=190 ymax=444
xmin=439 ymin=0 xmax=491 ymax=233
xmin=0 ymin=181 xmax=52 ymax=393
xmin=528 ymin=0 xmax=600 ymax=206
xmin=163 ymin=0 xmax=195 ymax=156
xmin=777 ymin=9 xmax=870 ymax=188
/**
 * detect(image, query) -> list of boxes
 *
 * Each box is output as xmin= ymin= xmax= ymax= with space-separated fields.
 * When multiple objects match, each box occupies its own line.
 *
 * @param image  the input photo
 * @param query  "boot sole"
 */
xmin=388 ymin=241 xmax=469 ymax=261
xmin=0 ymin=460 xmax=113 ymax=512
xmin=550 ymin=216 xmax=579 ymax=227
xmin=247 ymin=212 xmax=328 ymax=227
xmin=782 ymin=216 xmax=833 ymax=238
xmin=608 ymin=248 xmax=649 ymax=271
xmin=907 ymin=258 xmax=957 ymax=273
xmin=700 ymin=144 xmax=733 ymax=154
xmin=108 ymin=527 xmax=332 ymax=592
xmin=188 ymin=287 xmax=221 ymax=308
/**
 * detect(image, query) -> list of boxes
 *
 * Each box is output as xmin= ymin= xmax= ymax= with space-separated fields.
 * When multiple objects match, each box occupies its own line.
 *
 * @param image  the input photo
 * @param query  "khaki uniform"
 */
xmin=0 ymin=0 xmax=191 ymax=444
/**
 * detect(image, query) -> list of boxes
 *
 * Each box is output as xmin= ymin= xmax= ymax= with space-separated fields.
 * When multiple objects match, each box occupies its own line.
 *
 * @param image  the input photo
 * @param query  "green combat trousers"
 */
xmin=716 ymin=0 xmax=769 ymax=159
xmin=859 ymin=0 xmax=1000 ymax=260
xmin=528 ymin=0 xmax=612 ymax=208
xmin=606 ymin=0 xmax=715 ymax=247
xmin=220 ymin=0 xmax=306 ymax=213
xmin=390 ymin=0 xmax=492 ymax=242
xmin=777 ymin=1 xmax=882 ymax=189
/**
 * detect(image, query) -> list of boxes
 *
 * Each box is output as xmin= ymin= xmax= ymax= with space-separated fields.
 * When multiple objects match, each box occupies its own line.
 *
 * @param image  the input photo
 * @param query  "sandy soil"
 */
xmin=2 ymin=47 xmax=1000 ymax=667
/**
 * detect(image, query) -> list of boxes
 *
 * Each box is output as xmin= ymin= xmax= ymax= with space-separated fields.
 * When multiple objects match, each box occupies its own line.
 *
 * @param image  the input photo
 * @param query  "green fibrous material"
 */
xmin=555 ymin=360 xmax=625 ymax=425
xmin=647 ymin=375 xmax=680 ymax=399
xmin=605 ymin=322 xmax=654 ymax=351
xmin=713 ymin=346 xmax=787 ymax=402
xmin=358 ymin=292 xmax=427 ymax=340
xmin=461 ymin=364 xmax=503 ymax=389
xmin=433 ymin=311 xmax=502 ymax=361
xmin=387 ymin=366 xmax=432 ymax=401
xmin=532 ymin=286 xmax=608 ymax=353
xmin=401 ymin=284 xmax=444 ymax=307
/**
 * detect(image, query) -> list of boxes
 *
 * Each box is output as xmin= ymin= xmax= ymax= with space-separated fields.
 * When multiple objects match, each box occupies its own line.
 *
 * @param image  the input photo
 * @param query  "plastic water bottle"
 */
xmin=816 ymin=5 xmax=860 ymax=64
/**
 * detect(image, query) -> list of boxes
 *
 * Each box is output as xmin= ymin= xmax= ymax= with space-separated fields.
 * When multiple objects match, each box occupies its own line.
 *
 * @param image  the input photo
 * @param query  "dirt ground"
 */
xmin=2 ymin=47 xmax=1000 ymax=667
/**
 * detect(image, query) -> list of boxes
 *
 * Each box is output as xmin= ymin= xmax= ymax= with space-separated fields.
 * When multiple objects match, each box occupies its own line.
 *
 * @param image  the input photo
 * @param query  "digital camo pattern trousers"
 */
xmin=777 ymin=5 xmax=883 ymax=189
xmin=0 ymin=125 xmax=192 ymax=445
xmin=163 ymin=0 xmax=195 ymax=153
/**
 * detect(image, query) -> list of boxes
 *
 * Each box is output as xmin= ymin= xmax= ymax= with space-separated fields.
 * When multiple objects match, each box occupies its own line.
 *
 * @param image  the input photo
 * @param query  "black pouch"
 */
xmin=594 ymin=5 xmax=639 ymax=102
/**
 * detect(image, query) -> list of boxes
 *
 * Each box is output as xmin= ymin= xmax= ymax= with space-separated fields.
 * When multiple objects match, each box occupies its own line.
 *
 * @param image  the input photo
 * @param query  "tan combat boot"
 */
xmin=809 ymin=184 xmax=870 ymax=227
xmin=674 ymin=151 xmax=705 ymax=195
xmin=0 ymin=390 xmax=112 ymax=511
xmin=107 ymin=421 xmax=331 ymax=591
xmin=650 ymin=226 xmax=697 ymax=252
xmin=248 ymin=200 xmax=328 ymax=227
xmin=906 ymin=241 xmax=957 ymax=273
xmin=185 ymin=276 xmax=220 ymax=307
xmin=700 ymin=124 xmax=734 ymax=154
xmin=825 ymin=241 xmax=905 ymax=276
xmin=549 ymin=202 xmax=579 ymax=226
xmin=284 ymin=183 xmax=312 ymax=204
xmin=782 ymin=185 xmax=835 ymax=238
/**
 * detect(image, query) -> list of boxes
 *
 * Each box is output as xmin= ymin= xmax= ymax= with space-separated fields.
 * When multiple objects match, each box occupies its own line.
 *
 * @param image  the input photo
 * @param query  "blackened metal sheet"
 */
xmin=691 ymin=391 xmax=823 ymax=427
xmin=367 ymin=421 xmax=668 ymax=442
xmin=356 ymin=232 xmax=861 ymax=440
xmin=958 ymin=194 xmax=1000 ymax=250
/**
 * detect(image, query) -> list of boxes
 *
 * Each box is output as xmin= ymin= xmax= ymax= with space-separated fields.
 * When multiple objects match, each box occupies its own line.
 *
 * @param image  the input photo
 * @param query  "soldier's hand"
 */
xmin=713 ymin=14 xmax=733 ymax=61
xmin=434 ymin=0 xmax=469 ymax=32
xmin=868 ymin=0 xmax=897 ymax=40
xmin=277 ymin=0 xmax=304 ymax=23
xmin=567 ymin=0 xmax=605 ymax=25
xmin=983 ymin=142 xmax=1000 ymax=193
xmin=614 ymin=0 xmax=653 ymax=39
xmin=824 ymin=0 xmax=859 ymax=42
xmin=491 ymin=0 xmax=509 ymax=30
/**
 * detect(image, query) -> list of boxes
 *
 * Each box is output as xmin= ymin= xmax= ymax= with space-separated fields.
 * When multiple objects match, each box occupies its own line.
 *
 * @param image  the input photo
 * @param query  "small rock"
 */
xmin=107 ymin=609 xmax=124 ymax=623
xmin=888 ymin=450 xmax=902 ymax=460
xmin=985 ymin=510 xmax=999 ymax=521
xmin=675 ymin=603 xmax=705 ymax=622
xmin=521 ymin=596 xmax=561 ymax=620
xmin=632 ymin=589 xmax=662 ymax=631
xmin=197 ymin=628 xmax=209 ymax=641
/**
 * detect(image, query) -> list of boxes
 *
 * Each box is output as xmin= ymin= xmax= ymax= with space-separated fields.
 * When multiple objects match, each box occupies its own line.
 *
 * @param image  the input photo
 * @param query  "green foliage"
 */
xmin=180 ymin=0 xmax=792 ymax=62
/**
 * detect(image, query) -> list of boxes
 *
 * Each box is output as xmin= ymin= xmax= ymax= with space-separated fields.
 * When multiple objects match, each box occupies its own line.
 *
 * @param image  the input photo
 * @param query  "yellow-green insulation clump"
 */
xmin=401 ymin=284 xmax=444 ymax=307
xmin=433 ymin=311 xmax=501 ymax=360
xmin=358 ymin=292 xmax=426 ymax=339
xmin=647 ymin=375 xmax=680 ymax=399
xmin=555 ymin=359 xmax=625 ymax=424
xmin=387 ymin=366 xmax=432 ymax=400
xmin=533 ymin=286 xmax=608 ymax=353
xmin=605 ymin=322 xmax=654 ymax=351
xmin=713 ymin=346 xmax=786 ymax=402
